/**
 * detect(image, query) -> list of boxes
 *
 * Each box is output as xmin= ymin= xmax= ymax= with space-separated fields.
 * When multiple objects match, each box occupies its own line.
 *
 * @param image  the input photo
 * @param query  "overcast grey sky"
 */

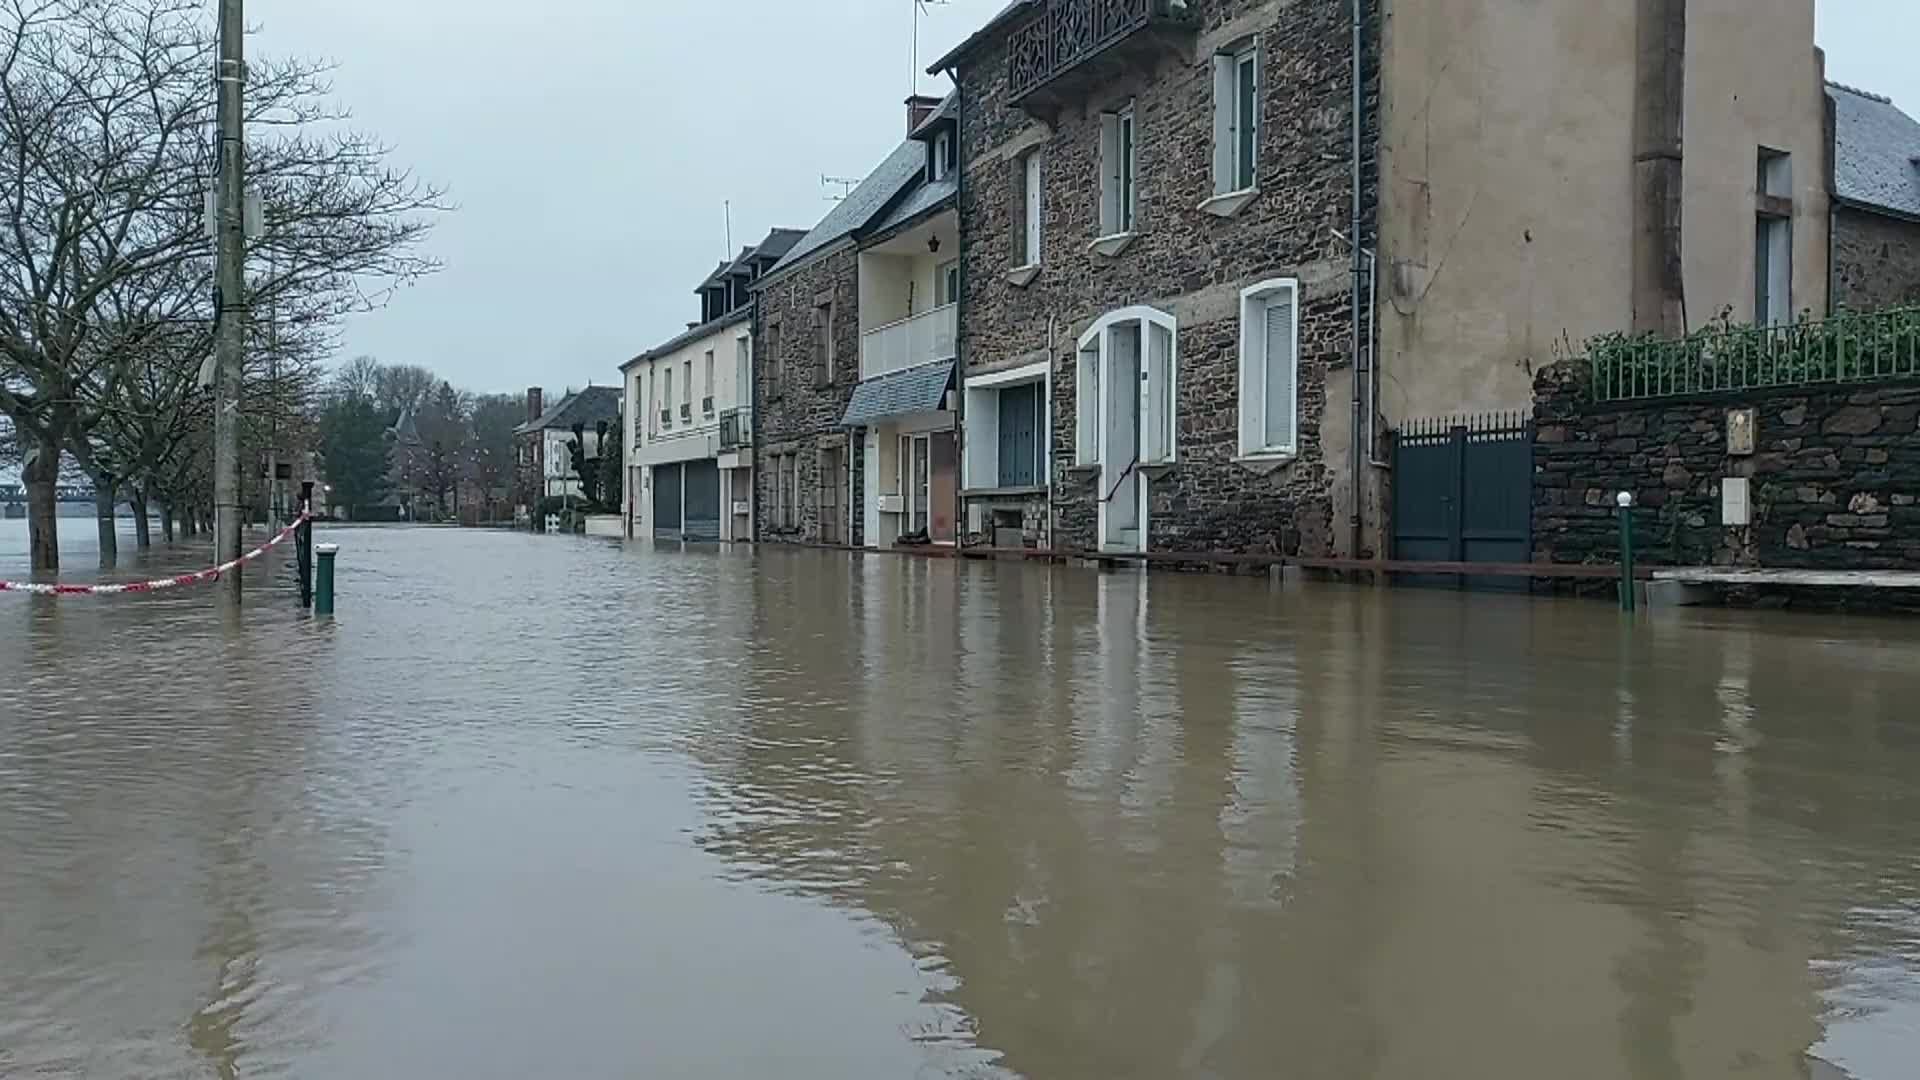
xmin=251 ymin=0 xmax=1917 ymax=397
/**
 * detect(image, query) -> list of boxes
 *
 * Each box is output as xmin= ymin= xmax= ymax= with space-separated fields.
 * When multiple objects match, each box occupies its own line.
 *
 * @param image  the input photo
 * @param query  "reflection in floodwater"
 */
xmin=1 ymin=527 xmax=1918 ymax=1078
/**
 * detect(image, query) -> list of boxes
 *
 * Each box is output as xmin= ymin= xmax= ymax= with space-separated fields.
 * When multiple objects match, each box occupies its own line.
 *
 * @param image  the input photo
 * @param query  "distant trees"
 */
xmin=318 ymin=395 xmax=389 ymax=515
xmin=314 ymin=359 xmax=525 ymax=523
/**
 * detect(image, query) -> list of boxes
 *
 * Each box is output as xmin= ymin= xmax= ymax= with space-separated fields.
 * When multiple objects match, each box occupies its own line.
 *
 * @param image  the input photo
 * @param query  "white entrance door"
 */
xmin=1100 ymin=323 xmax=1144 ymax=552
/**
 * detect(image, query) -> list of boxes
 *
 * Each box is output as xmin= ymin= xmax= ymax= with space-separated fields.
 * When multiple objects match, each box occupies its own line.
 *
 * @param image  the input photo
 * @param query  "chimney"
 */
xmin=527 ymin=387 xmax=544 ymax=424
xmin=906 ymin=94 xmax=942 ymax=135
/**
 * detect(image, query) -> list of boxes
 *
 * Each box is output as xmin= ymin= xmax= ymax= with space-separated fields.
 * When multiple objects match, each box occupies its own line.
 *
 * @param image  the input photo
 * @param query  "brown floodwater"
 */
xmin=1 ymin=524 xmax=1917 ymax=1078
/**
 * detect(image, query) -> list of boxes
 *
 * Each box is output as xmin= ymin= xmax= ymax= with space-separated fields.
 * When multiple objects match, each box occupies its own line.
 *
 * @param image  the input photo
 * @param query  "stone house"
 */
xmin=752 ymin=96 xmax=960 ymax=547
xmin=933 ymin=0 xmax=1369 ymax=557
xmin=623 ymin=228 xmax=804 ymax=542
xmin=513 ymin=385 xmax=622 ymax=516
xmin=1827 ymin=83 xmax=1920 ymax=312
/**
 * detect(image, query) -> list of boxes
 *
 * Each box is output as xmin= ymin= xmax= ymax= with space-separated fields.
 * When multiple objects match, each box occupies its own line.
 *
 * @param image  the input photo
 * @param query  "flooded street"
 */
xmin=2 ymin=526 xmax=1918 ymax=1078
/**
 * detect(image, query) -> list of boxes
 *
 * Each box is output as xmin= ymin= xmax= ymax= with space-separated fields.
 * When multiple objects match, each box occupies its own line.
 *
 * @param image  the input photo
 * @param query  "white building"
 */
xmin=623 ymin=229 xmax=805 ymax=541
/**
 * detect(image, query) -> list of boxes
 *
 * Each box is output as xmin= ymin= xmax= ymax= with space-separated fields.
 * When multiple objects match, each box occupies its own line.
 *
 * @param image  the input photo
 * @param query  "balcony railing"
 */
xmin=860 ymin=303 xmax=957 ymax=381
xmin=1006 ymin=0 xmax=1196 ymax=109
xmin=1588 ymin=307 xmax=1920 ymax=403
xmin=719 ymin=406 xmax=753 ymax=451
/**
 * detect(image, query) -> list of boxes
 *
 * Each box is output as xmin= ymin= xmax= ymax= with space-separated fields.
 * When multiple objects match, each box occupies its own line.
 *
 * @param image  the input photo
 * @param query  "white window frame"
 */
xmin=1238 ymin=278 xmax=1301 ymax=459
xmin=703 ymin=349 xmax=715 ymax=414
xmin=1075 ymin=306 xmax=1178 ymax=468
xmin=1098 ymin=105 xmax=1138 ymax=238
xmin=1020 ymin=150 xmax=1044 ymax=268
xmin=963 ymin=360 xmax=1052 ymax=491
xmin=933 ymin=131 xmax=953 ymax=182
xmin=662 ymin=367 xmax=673 ymax=428
xmin=1756 ymin=148 xmax=1793 ymax=326
xmin=1212 ymin=44 xmax=1259 ymax=197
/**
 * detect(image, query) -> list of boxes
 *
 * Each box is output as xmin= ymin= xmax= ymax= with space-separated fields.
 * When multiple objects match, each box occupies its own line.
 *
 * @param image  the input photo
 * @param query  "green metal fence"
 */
xmin=1588 ymin=307 xmax=1920 ymax=403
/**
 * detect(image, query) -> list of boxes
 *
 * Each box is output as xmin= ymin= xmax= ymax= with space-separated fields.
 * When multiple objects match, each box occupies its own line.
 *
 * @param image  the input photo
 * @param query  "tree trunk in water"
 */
xmin=93 ymin=472 xmax=118 ymax=568
xmin=160 ymin=502 xmax=176 ymax=543
xmin=130 ymin=486 xmax=152 ymax=549
xmin=23 ymin=433 xmax=61 ymax=574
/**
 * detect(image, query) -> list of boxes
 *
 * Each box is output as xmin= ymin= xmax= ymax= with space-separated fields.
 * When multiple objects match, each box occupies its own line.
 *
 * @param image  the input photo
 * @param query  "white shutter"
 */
xmin=1263 ymin=292 xmax=1297 ymax=452
xmin=1212 ymin=54 xmax=1234 ymax=197
xmin=1024 ymin=152 xmax=1044 ymax=265
xmin=1099 ymin=113 xmax=1120 ymax=235
xmin=1077 ymin=345 xmax=1101 ymax=464
xmin=1145 ymin=322 xmax=1174 ymax=463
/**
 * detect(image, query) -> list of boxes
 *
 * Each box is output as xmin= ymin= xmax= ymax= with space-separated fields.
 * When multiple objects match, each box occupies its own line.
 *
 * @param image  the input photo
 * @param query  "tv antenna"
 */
xmin=822 ymin=174 xmax=861 ymax=202
xmin=911 ymin=0 xmax=951 ymax=95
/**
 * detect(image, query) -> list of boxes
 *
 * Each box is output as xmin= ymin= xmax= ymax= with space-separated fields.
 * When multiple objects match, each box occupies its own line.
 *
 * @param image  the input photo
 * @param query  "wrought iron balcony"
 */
xmin=1006 ymin=0 xmax=1196 ymax=115
xmin=719 ymin=407 xmax=753 ymax=451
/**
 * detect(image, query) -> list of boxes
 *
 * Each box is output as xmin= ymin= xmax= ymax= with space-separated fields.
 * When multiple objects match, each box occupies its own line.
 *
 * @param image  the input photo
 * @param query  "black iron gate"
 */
xmin=683 ymin=459 xmax=721 ymax=541
xmin=1392 ymin=413 xmax=1534 ymax=590
xmin=653 ymin=462 xmax=683 ymax=539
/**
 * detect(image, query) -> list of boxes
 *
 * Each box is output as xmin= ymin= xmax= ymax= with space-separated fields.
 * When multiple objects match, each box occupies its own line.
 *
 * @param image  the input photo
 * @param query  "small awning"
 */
xmin=839 ymin=360 xmax=955 ymax=428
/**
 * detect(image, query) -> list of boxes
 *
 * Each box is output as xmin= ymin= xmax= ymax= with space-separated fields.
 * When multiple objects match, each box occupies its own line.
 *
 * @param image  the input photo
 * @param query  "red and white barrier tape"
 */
xmin=0 ymin=515 xmax=311 ymax=597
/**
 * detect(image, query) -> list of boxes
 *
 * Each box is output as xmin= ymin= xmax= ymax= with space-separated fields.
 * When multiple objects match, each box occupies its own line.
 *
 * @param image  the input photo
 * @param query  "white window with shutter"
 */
xmin=1212 ymin=45 xmax=1259 ymax=197
xmin=1022 ymin=151 xmax=1044 ymax=267
xmin=1098 ymin=105 xmax=1137 ymax=237
xmin=1076 ymin=343 xmax=1101 ymax=466
xmin=1238 ymin=279 xmax=1300 ymax=458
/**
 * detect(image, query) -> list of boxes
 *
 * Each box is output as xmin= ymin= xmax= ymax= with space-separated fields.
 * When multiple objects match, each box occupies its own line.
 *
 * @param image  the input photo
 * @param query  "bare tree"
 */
xmin=0 ymin=0 xmax=443 ymax=571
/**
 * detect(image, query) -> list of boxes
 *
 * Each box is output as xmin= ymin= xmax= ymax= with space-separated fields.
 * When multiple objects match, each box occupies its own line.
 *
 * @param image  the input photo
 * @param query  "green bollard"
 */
xmin=1616 ymin=491 xmax=1636 ymax=613
xmin=315 ymin=543 xmax=338 ymax=616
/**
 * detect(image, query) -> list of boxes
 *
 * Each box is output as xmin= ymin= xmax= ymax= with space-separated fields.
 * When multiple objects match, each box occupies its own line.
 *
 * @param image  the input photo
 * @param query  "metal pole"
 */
xmin=315 ymin=543 xmax=337 ymax=616
xmin=212 ymin=0 xmax=247 ymax=601
xmin=297 ymin=481 xmax=314 ymax=608
xmin=1617 ymin=491 xmax=1636 ymax=612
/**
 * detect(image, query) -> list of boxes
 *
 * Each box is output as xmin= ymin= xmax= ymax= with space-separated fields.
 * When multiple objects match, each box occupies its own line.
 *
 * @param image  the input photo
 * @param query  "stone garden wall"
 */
xmin=1533 ymin=362 xmax=1920 ymax=572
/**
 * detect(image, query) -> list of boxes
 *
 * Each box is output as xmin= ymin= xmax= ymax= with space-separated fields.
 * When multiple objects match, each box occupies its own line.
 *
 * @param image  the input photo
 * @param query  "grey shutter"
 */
xmin=1263 ymin=294 xmax=1296 ymax=452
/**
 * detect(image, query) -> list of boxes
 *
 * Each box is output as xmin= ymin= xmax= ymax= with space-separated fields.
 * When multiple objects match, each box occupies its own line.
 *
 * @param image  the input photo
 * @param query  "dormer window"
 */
xmin=931 ymin=130 xmax=954 ymax=182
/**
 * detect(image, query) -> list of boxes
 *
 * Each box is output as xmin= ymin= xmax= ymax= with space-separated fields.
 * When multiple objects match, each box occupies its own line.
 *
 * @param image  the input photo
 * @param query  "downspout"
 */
xmin=948 ymin=66 xmax=968 ymax=548
xmin=1347 ymin=0 xmax=1367 ymax=557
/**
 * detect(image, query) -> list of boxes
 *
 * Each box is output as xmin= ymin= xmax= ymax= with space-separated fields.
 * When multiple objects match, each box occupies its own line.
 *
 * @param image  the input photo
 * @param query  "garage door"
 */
xmin=653 ymin=462 xmax=683 ymax=539
xmin=684 ymin=459 xmax=721 ymax=541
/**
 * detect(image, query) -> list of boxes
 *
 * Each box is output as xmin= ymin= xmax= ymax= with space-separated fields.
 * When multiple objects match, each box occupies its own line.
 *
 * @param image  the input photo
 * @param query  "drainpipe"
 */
xmin=948 ymin=66 xmax=968 ymax=548
xmin=1348 ymin=0 xmax=1367 ymax=558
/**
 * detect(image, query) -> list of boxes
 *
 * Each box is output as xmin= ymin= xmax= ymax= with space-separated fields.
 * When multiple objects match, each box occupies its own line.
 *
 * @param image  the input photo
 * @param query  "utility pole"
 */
xmin=213 ymin=0 xmax=247 ymax=600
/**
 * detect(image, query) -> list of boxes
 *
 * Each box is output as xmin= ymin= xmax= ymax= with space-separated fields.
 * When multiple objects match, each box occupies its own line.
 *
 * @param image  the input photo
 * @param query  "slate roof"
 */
xmin=623 ymin=307 xmax=752 ymax=372
xmin=767 ymin=136 xmax=937 ymax=278
xmin=839 ymin=360 xmax=955 ymax=428
xmin=1829 ymin=82 xmax=1920 ymax=220
xmin=515 ymin=385 xmax=622 ymax=436
xmin=868 ymin=176 xmax=957 ymax=241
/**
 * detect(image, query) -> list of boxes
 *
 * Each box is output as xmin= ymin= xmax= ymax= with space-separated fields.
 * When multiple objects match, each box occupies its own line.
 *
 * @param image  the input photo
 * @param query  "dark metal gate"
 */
xmin=683 ymin=459 xmax=721 ymax=541
xmin=653 ymin=462 xmax=683 ymax=539
xmin=1392 ymin=413 xmax=1534 ymax=590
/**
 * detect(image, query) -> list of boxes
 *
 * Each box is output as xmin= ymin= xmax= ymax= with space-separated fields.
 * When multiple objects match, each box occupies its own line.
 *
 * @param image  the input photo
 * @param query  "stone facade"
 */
xmin=952 ymin=0 xmax=1376 ymax=558
xmin=1533 ymin=361 xmax=1920 ymax=572
xmin=1831 ymin=206 xmax=1920 ymax=312
xmin=753 ymin=245 xmax=864 ymax=545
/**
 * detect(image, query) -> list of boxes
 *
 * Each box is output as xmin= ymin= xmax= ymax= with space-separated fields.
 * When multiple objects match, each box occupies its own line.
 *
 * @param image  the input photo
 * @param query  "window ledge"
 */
xmin=1086 ymin=232 xmax=1138 ymax=258
xmin=963 ymin=485 xmax=1049 ymax=498
xmin=1198 ymin=188 xmax=1259 ymax=218
xmin=1063 ymin=463 xmax=1101 ymax=480
xmin=1138 ymin=462 xmax=1176 ymax=481
xmin=1004 ymin=263 xmax=1041 ymax=288
xmin=1233 ymin=453 xmax=1298 ymax=476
